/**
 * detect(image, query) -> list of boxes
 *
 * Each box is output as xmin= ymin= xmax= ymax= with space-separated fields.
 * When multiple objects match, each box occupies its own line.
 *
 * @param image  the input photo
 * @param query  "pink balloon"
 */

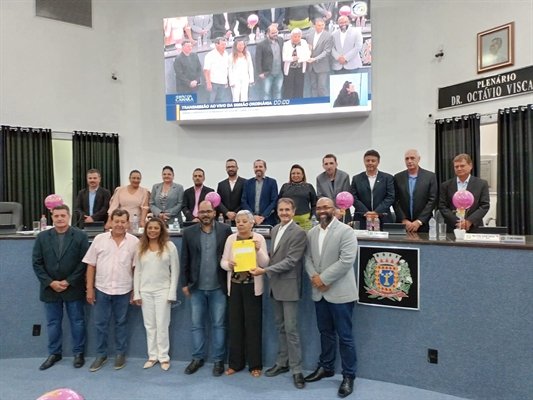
xmin=44 ymin=194 xmax=63 ymax=210
xmin=336 ymin=191 xmax=354 ymax=210
xmin=339 ymin=6 xmax=352 ymax=16
xmin=247 ymin=14 xmax=259 ymax=26
xmin=37 ymin=388 xmax=84 ymax=400
xmin=205 ymin=192 xmax=221 ymax=208
xmin=452 ymin=190 xmax=474 ymax=210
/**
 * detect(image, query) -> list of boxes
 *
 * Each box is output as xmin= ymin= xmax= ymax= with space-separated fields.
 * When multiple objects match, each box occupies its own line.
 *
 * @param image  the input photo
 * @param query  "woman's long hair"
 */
xmin=138 ymin=217 xmax=169 ymax=259
xmin=232 ymin=40 xmax=248 ymax=63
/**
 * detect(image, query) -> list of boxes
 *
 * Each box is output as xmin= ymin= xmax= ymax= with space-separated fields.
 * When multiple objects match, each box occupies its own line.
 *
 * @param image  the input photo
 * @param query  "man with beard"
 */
xmin=331 ymin=16 xmax=363 ymax=74
xmin=316 ymin=154 xmax=352 ymax=224
xmin=180 ymin=200 xmax=233 ymax=376
xmin=256 ymin=25 xmax=284 ymax=100
xmin=216 ymin=159 xmax=246 ymax=224
xmin=304 ymin=197 xmax=358 ymax=398
xmin=241 ymin=160 xmax=279 ymax=226
xmin=182 ymin=168 xmax=215 ymax=222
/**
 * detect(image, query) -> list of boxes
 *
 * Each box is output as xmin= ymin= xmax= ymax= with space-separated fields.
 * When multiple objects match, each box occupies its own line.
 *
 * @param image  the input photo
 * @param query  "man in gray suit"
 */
xmin=250 ymin=198 xmax=307 ymax=389
xmin=331 ymin=16 xmax=364 ymax=74
xmin=316 ymin=154 xmax=352 ymax=223
xmin=304 ymin=197 xmax=358 ymax=398
xmin=188 ymin=15 xmax=213 ymax=40
xmin=305 ymin=19 xmax=334 ymax=97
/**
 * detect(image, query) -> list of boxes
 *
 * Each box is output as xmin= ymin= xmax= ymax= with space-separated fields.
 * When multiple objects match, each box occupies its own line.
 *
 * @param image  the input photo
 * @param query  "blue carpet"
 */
xmin=0 ymin=358 xmax=469 ymax=400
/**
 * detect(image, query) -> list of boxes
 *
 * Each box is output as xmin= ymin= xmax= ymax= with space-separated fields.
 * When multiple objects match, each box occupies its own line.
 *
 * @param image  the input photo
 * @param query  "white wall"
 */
xmin=1 ymin=0 xmax=532 ymax=193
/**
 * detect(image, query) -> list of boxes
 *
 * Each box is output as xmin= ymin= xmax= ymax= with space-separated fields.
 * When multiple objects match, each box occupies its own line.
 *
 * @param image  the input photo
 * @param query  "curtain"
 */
xmin=1 ymin=125 xmax=55 ymax=229
xmin=496 ymin=104 xmax=533 ymax=235
xmin=435 ymin=114 xmax=481 ymax=185
xmin=72 ymin=131 xmax=120 ymax=205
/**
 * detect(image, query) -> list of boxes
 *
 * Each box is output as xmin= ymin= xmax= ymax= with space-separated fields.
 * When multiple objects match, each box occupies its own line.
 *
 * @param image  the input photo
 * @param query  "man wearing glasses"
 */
xmin=304 ymin=197 xmax=358 ymax=398
xmin=180 ymin=200 xmax=233 ymax=376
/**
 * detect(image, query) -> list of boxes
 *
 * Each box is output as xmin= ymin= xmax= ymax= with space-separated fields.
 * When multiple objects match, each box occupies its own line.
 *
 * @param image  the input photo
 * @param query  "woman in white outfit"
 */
xmin=228 ymin=40 xmax=254 ymax=102
xmin=133 ymin=217 xmax=179 ymax=371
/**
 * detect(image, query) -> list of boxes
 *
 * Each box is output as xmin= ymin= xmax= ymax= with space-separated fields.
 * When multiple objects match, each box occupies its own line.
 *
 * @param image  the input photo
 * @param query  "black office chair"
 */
xmin=0 ymin=202 xmax=23 ymax=230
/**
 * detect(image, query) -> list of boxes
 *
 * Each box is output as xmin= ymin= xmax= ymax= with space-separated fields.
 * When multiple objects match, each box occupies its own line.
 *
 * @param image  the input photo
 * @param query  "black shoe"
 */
xmin=184 ymin=359 xmax=204 ymax=375
xmin=338 ymin=376 xmax=355 ymax=398
xmin=265 ymin=364 xmax=290 ymax=377
xmin=213 ymin=361 xmax=224 ymax=376
xmin=89 ymin=357 xmax=108 ymax=372
xmin=304 ymin=366 xmax=334 ymax=382
xmin=293 ymin=373 xmax=306 ymax=389
xmin=39 ymin=354 xmax=62 ymax=370
xmin=73 ymin=354 xmax=85 ymax=368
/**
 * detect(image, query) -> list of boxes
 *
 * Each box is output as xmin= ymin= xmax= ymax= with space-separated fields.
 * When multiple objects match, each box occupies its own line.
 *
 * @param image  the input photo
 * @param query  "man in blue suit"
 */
xmin=241 ymin=159 xmax=279 ymax=226
xmin=350 ymin=150 xmax=395 ymax=229
xmin=32 ymin=204 xmax=89 ymax=370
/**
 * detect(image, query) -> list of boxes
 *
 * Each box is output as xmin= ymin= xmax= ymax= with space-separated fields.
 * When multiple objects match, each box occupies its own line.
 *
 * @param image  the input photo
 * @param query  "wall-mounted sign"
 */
xmin=438 ymin=65 xmax=532 ymax=110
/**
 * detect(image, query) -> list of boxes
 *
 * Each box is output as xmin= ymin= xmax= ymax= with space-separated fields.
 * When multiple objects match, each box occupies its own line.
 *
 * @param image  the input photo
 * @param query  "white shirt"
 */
xmin=273 ymin=220 xmax=293 ymax=252
xmin=204 ymin=49 xmax=229 ymax=85
xmin=229 ymin=179 xmax=237 ymax=191
xmin=313 ymin=31 xmax=323 ymax=49
xmin=318 ymin=219 xmax=334 ymax=256
xmin=457 ymin=175 xmax=471 ymax=191
xmin=367 ymin=174 xmax=377 ymax=190
xmin=223 ymin=13 xmax=229 ymax=30
xmin=340 ymin=30 xmax=348 ymax=48
xmin=133 ymin=242 xmax=180 ymax=301
xmin=82 ymin=232 xmax=139 ymax=295
xmin=271 ymin=8 xmax=276 ymax=22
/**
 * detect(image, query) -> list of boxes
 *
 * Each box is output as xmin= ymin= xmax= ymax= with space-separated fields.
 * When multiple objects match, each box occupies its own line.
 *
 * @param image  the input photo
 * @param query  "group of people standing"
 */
xmin=33 ymin=148 xmax=489 ymax=398
xmin=173 ymin=14 xmax=367 ymax=103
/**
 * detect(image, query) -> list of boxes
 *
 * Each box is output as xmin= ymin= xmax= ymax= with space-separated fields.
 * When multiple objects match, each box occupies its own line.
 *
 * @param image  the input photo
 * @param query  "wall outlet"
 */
xmin=428 ymin=348 xmax=438 ymax=364
xmin=32 ymin=324 xmax=41 ymax=336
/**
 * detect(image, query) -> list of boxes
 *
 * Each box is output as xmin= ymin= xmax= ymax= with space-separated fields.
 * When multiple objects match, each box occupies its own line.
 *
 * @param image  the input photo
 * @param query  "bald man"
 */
xmin=393 ymin=150 xmax=438 ymax=232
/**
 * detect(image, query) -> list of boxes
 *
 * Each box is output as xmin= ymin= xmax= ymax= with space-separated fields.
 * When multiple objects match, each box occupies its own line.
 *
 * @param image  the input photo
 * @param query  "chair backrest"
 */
xmin=0 ymin=202 xmax=23 ymax=230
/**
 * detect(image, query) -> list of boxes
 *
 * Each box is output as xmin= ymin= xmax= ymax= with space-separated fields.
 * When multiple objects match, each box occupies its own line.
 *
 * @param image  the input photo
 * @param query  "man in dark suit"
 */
xmin=438 ymin=153 xmax=490 ymax=233
xmin=316 ymin=154 xmax=353 ymax=223
xmin=216 ymin=159 xmax=246 ymax=223
xmin=73 ymin=169 xmax=111 ymax=228
xmin=250 ymin=198 xmax=307 ymax=389
xmin=32 ymin=204 xmax=89 ymax=370
xmin=241 ymin=159 xmax=279 ymax=226
xmin=258 ymin=8 xmax=285 ymax=32
xmin=305 ymin=19 xmax=334 ymax=97
xmin=393 ymin=150 xmax=438 ymax=233
xmin=182 ymin=168 xmax=215 ymax=222
xmin=256 ymin=25 xmax=284 ymax=100
xmin=180 ymin=200 xmax=233 ymax=376
xmin=211 ymin=13 xmax=236 ymax=39
xmin=173 ymin=40 xmax=202 ymax=94
xmin=350 ymin=149 xmax=395 ymax=229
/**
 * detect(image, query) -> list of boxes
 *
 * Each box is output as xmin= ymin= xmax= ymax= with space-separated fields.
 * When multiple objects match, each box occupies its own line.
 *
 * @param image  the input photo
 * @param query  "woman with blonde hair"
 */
xmin=133 ymin=217 xmax=179 ymax=371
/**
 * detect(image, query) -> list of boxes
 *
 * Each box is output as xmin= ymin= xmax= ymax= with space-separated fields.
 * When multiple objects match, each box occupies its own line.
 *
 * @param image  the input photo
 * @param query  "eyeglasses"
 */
xmin=198 ymin=210 xmax=214 ymax=215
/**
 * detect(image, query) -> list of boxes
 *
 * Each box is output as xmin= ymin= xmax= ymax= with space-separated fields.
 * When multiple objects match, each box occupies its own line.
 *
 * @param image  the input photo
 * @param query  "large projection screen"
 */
xmin=164 ymin=2 xmax=371 ymax=123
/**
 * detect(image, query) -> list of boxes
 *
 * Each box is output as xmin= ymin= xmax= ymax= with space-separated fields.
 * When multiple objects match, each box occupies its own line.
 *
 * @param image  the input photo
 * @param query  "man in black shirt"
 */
xmin=173 ymin=40 xmax=202 ymax=94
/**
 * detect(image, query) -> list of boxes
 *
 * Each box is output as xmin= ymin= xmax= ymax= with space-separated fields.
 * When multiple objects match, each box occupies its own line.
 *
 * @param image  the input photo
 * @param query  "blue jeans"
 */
xmin=94 ymin=289 xmax=131 ymax=357
xmin=190 ymin=288 xmax=227 ymax=361
xmin=209 ymin=83 xmax=227 ymax=103
xmin=262 ymin=73 xmax=284 ymax=100
xmin=45 ymin=299 xmax=85 ymax=355
xmin=315 ymin=298 xmax=357 ymax=378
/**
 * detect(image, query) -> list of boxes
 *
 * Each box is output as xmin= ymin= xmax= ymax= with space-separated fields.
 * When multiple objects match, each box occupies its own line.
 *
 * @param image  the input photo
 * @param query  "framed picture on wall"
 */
xmin=477 ymin=22 xmax=514 ymax=73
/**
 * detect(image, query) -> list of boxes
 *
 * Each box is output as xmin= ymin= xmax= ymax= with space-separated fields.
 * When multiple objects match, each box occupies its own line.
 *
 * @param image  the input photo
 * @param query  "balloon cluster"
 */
xmin=452 ymin=190 xmax=474 ymax=219
xmin=336 ymin=191 xmax=354 ymax=216
xmin=205 ymin=192 xmax=221 ymax=208
xmin=44 ymin=194 xmax=63 ymax=210
xmin=37 ymin=388 xmax=84 ymax=400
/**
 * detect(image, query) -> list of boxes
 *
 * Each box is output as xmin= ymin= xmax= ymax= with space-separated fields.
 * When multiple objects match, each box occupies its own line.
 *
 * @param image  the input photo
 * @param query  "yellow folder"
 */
xmin=232 ymin=240 xmax=256 ymax=272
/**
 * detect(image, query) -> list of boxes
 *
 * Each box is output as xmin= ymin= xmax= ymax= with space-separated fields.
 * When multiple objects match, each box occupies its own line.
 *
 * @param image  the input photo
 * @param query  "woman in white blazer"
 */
xmin=228 ymin=40 xmax=254 ymax=102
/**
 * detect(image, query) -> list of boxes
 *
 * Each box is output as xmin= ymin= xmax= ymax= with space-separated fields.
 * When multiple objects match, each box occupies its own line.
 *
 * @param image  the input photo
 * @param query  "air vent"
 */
xmin=36 ymin=0 xmax=92 ymax=28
